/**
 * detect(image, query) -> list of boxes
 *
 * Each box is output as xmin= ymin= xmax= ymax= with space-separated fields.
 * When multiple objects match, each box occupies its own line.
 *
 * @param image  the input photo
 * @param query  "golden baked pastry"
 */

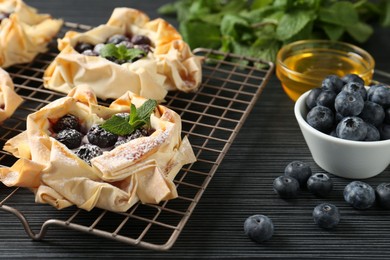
xmin=0 ymin=86 xmax=196 ymax=212
xmin=0 ymin=67 xmax=23 ymax=122
xmin=43 ymin=8 xmax=202 ymax=101
xmin=0 ymin=0 xmax=63 ymax=67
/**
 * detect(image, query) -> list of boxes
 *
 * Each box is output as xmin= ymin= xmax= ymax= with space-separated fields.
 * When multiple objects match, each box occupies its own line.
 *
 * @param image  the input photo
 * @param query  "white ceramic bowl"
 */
xmin=294 ymin=90 xmax=390 ymax=179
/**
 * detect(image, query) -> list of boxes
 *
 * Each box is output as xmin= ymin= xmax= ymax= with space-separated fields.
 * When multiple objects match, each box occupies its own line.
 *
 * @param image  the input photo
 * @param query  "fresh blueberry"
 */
xmin=368 ymin=85 xmax=390 ymax=107
xmin=107 ymin=34 xmax=129 ymax=44
xmin=87 ymin=125 xmax=118 ymax=148
xmin=378 ymin=124 xmax=390 ymax=140
xmin=376 ymin=183 xmax=390 ymax=209
xmin=341 ymin=74 xmax=365 ymax=87
xmin=384 ymin=107 xmax=390 ymax=124
xmin=75 ymin=42 xmax=94 ymax=53
xmin=367 ymin=84 xmax=382 ymax=100
xmin=273 ymin=176 xmax=300 ymax=198
xmin=74 ymin=143 xmax=103 ymax=165
xmin=56 ymin=129 xmax=83 ymax=149
xmin=306 ymin=106 xmax=334 ymax=133
xmin=93 ymin=43 xmax=105 ymax=55
xmin=53 ymin=114 xmax=81 ymax=133
xmin=244 ymin=215 xmax=274 ymax=243
xmin=316 ymin=90 xmax=336 ymax=110
xmin=344 ymin=181 xmax=375 ymax=209
xmin=359 ymin=101 xmax=385 ymax=127
xmin=284 ymin=161 xmax=312 ymax=188
xmin=336 ymin=116 xmax=368 ymax=141
xmin=321 ymin=75 xmax=344 ymax=93
xmin=306 ymin=88 xmax=322 ymax=110
xmin=82 ymin=49 xmax=98 ymax=56
xmin=307 ymin=173 xmax=333 ymax=197
xmin=116 ymin=40 xmax=134 ymax=49
xmin=312 ymin=203 xmax=340 ymax=229
xmin=334 ymin=91 xmax=364 ymax=116
xmin=342 ymin=81 xmax=367 ymax=100
xmin=114 ymin=128 xmax=150 ymax=147
xmin=364 ymin=123 xmax=380 ymax=141
xmin=131 ymin=35 xmax=152 ymax=45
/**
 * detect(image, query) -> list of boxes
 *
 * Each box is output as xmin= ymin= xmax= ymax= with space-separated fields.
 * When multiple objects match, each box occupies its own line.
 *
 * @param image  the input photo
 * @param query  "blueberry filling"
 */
xmin=74 ymin=33 xmax=152 ymax=64
xmin=51 ymin=113 xmax=154 ymax=164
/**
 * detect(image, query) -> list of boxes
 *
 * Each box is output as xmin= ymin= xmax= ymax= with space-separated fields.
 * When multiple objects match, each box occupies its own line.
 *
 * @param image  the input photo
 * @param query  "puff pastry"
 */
xmin=43 ymin=8 xmax=202 ymax=101
xmin=0 ymin=86 xmax=196 ymax=212
xmin=0 ymin=0 xmax=63 ymax=68
xmin=0 ymin=67 xmax=23 ymax=122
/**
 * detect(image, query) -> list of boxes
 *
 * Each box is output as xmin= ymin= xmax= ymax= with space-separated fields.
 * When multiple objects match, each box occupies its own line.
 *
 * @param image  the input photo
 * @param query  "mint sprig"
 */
xmin=100 ymin=43 xmax=146 ymax=62
xmin=101 ymin=99 xmax=157 ymax=136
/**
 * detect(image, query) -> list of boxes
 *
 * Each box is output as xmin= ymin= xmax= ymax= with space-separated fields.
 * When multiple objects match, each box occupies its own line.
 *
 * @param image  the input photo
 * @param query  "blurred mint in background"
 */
xmin=159 ymin=0 xmax=390 ymax=62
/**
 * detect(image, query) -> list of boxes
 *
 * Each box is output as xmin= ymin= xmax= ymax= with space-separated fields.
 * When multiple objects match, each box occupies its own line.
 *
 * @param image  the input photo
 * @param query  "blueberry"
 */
xmin=336 ymin=116 xmax=367 ymax=141
xmin=341 ymin=74 xmax=365 ymax=86
xmin=75 ymin=42 xmax=94 ymax=53
xmin=82 ymin=49 xmax=98 ymax=56
xmin=313 ymin=203 xmax=340 ymax=229
xmin=53 ymin=114 xmax=81 ymax=133
xmin=367 ymin=84 xmax=382 ymax=100
xmin=244 ymin=215 xmax=274 ymax=243
xmin=306 ymin=88 xmax=322 ymax=110
xmin=56 ymin=129 xmax=82 ymax=149
xmin=93 ymin=43 xmax=105 ymax=55
xmin=342 ymin=81 xmax=367 ymax=100
xmin=344 ymin=181 xmax=375 ymax=209
xmin=87 ymin=125 xmax=118 ymax=148
xmin=368 ymin=85 xmax=390 ymax=108
xmin=307 ymin=173 xmax=333 ymax=197
xmin=306 ymin=106 xmax=334 ymax=133
xmin=116 ymin=40 xmax=134 ymax=49
xmin=335 ymin=91 xmax=364 ymax=117
xmin=114 ymin=128 xmax=150 ymax=147
xmin=378 ymin=124 xmax=390 ymax=140
xmin=384 ymin=107 xmax=390 ymax=124
xmin=358 ymin=101 xmax=385 ymax=127
xmin=107 ymin=34 xmax=129 ymax=44
xmin=364 ymin=123 xmax=380 ymax=141
xmin=284 ymin=161 xmax=312 ymax=188
xmin=316 ymin=90 xmax=336 ymax=110
xmin=321 ymin=75 xmax=344 ymax=93
xmin=74 ymin=143 xmax=103 ymax=165
xmin=376 ymin=183 xmax=390 ymax=209
xmin=273 ymin=176 xmax=300 ymax=198
xmin=131 ymin=35 xmax=151 ymax=45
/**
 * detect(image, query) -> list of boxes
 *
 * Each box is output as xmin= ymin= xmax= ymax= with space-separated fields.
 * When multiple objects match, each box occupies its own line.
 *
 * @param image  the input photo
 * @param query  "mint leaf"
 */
xmin=322 ymin=24 xmax=345 ymax=41
xmin=99 ymin=44 xmax=146 ymax=62
xmin=276 ymin=10 xmax=314 ymax=41
xmin=101 ymin=115 xmax=134 ymax=136
xmin=346 ymin=21 xmax=373 ymax=43
xmin=319 ymin=2 xmax=359 ymax=27
xmin=101 ymin=99 xmax=157 ymax=136
xmin=99 ymin=43 xmax=118 ymax=59
xmin=180 ymin=20 xmax=221 ymax=49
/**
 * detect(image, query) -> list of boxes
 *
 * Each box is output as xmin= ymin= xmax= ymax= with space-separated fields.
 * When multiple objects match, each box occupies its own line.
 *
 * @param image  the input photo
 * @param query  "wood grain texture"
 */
xmin=0 ymin=0 xmax=389 ymax=258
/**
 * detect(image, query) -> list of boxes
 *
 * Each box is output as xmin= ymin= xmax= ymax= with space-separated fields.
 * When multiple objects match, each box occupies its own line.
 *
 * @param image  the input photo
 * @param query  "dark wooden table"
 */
xmin=1 ymin=0 xmax=389 ymax=258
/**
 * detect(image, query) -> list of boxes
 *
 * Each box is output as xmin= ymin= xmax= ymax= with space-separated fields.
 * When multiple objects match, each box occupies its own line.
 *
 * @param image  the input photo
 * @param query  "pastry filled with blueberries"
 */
xmin=0 ymin=86 xmax=196 ymax=212
xmin=44 ymin=8 xmax=203 ymax=101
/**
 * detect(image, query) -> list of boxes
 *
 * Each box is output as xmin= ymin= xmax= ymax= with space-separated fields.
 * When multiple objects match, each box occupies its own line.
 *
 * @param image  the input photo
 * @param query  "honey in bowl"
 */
xmin=276 ymin=40 xmax=375 ymax=101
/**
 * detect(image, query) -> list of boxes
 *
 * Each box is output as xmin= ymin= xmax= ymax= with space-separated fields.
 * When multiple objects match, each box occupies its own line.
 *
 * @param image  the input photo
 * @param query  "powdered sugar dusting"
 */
xmin=92 ymin=128 xmax=170 ymax=174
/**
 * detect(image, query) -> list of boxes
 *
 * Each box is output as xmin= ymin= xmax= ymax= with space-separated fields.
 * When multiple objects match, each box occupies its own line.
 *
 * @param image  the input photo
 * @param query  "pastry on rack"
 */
xmin=0 ymin=67 xmax=23 ymax=122
xmin=43 ymin=8 xmax=202 ymax=101
xmin=0 ymin=86 xmax=196 ymax=212
xmin=0 ymin=0 xmax=63 ymax=67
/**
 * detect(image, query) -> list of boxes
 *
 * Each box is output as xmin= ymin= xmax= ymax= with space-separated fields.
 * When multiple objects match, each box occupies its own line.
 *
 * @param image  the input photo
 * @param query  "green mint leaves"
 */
xmin=101 ymin=99 xmax=157 ymax=136
xmin=158 ymin=0 xmax=389 ymax=62
xmin=100 ymin=43 xmax=146 ymax=62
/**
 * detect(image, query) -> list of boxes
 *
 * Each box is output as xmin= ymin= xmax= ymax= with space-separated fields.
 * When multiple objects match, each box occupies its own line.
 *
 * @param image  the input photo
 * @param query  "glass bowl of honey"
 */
xmin=276 ymin=40 xmax=375 ymax=101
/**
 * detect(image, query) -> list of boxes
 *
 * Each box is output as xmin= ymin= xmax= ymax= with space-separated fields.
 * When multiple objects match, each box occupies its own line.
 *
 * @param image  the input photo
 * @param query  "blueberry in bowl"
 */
xmin=294 ymin=74 xmax=390 ymax=179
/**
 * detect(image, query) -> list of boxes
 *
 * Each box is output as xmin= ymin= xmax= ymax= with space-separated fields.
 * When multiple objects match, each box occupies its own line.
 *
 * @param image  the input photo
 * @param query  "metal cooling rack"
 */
xmin=0 ymin=22 xmax=274 ymax=250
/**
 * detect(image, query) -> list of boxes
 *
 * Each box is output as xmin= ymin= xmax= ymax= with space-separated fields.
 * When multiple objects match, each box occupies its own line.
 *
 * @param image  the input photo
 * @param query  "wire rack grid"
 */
xmin=0 ymin=22 xmax=274 ymax=250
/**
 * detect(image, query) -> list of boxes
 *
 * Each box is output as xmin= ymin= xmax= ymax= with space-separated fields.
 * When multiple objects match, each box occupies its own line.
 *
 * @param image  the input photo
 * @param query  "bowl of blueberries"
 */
xmin=294 ymin=74 xmax=390 ymax=179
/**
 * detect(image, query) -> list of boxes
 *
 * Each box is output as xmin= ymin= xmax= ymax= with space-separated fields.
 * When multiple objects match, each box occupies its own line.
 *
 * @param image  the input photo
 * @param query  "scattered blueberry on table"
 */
xmin=273 ymin=175 xmax=300 ymax=198
xmin=284 ymin=160 xmax=312 ymax=188
xmin=307 ymin=173 xmax=333 ymax=198
xmin=244 ymin=215 xmax=274 ymax=243
xmin=312 ymin=203 xmax=340 ymax=229
xmin=344 ymin=181 xmax=376 ymax=210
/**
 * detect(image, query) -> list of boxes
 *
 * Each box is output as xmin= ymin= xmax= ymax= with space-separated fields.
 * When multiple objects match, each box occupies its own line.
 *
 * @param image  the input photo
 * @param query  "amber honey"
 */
xmin=276 ymin=41 xmax=374 ymax=101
